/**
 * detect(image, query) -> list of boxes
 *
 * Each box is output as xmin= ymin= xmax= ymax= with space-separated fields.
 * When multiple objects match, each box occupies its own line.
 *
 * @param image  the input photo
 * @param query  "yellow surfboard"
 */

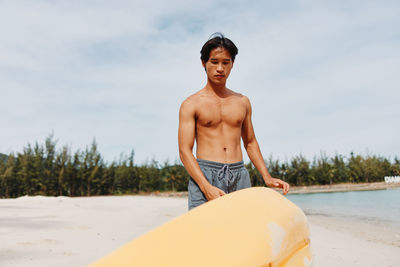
xmin=90 ymin=187 xmax=311 ymax=267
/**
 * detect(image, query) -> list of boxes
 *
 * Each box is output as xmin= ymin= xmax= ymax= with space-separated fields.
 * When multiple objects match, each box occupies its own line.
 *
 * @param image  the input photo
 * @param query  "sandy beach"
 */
xmin=1 ymin=194 xmax=399 ymax=267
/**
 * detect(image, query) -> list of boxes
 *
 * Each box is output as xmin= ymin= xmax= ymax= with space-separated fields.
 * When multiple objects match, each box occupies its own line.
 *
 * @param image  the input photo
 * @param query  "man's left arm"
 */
xmin=241 ymin=96 xmax=290 ymax=195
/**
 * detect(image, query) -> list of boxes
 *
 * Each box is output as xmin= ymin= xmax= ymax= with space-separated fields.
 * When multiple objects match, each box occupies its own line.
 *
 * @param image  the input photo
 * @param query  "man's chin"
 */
xmin=210 ymin=78 xmax=227 ymax=85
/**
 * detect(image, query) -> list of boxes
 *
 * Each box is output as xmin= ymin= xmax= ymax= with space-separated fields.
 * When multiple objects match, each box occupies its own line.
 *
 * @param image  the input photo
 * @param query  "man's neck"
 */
xmin=204 ymin=80 xmax=229 ymax=97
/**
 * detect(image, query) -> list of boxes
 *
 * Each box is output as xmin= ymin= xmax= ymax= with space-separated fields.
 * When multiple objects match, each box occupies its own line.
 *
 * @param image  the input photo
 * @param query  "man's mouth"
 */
xmin=215 ymin=75 xmax=225 ymax=78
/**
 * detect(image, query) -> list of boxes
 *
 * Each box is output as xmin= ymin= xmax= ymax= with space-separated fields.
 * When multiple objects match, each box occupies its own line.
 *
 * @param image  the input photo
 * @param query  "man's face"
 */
xmin=202 ymin=47 xmax=233 ymax=85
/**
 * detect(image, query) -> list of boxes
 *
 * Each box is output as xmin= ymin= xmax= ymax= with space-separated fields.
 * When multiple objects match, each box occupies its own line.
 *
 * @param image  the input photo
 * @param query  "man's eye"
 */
xmin=211 ymin=61 xmax=218 ymax=64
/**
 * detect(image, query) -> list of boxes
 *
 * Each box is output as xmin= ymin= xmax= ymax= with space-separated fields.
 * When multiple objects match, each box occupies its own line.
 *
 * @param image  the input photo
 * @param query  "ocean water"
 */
xmin=286 ymin=188 xmax=400 ymax=227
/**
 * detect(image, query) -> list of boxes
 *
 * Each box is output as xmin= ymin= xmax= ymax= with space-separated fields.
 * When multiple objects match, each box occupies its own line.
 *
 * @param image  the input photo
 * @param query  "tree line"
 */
xmin=0 ymin=135 xmax=399 ymax=198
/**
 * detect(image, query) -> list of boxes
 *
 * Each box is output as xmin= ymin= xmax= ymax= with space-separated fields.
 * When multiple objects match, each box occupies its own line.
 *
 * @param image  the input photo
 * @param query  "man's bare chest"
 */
xmin=195 ymin=99 xmax=247 ymax=128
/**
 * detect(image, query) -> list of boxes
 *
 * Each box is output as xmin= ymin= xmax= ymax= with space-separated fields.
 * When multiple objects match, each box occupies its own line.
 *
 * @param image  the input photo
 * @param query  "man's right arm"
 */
xmin=178 ymin=99 xmax=225 ymax=201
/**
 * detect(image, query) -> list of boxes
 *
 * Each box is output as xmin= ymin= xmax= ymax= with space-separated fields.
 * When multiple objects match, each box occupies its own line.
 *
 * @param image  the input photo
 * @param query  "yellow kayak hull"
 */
xmin=91 ymin=187 xmax=311 ymax=267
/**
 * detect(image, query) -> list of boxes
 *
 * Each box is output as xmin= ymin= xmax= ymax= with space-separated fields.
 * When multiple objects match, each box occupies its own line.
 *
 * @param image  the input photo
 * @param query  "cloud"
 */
xmin=0 ymin=0 xmax=399 ymax=164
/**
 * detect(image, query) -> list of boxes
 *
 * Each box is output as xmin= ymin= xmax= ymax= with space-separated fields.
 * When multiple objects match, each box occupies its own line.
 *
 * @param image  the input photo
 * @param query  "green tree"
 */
xmin=127 ymin=150 xmax=139 ymax=193
xmin=1 ymin=154 xmax=22 ymax=198
xmin=0 ymin=153 xmax=8 ymax=163
xmin=287 ymin=154 xmax=311 ymax=186
xmin=101 ymin=162 xmax=116 ymax=195
xmin=54 ymin=146 xmax=70 ymax=196
xmin=138 ymin=159 xmax=161 ymax=192
xmin=331 ymin=154 xmax=348 ymax=183
xmin=391 ymin=157 xmax=400 ymax=176
xmin=70 ymin=150 xmax=82 ymax=196
xmin=114 ymin=154 xmax=130 ymax=194
xmin=41 ymin=134 xmax=57 ymax=195
xmin=265 ymin=155 xmax=281 ymax=178
xmin=362 ymin=155 xmax=391 ymax=183
xmin=311 ymin=152 xmax=333 ymax=185
xmin=82 ymin=139 xmax=103 ymax=196
xmin=245 ymin=162 xmax=263 ymax=186
xmin=162 ymin=160 xmax=188 ymax=192
xmin=348 ymin=152 xmax=363 ymax=183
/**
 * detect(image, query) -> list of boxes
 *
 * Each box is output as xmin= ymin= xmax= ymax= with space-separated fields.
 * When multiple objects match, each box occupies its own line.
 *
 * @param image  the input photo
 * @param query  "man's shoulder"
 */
xmin=181 ymin=91 xmax=200 ymax=106
xmin=179 ymin=90 xmax=204 ymax=113
xmin=181 ymin=89 xmax=208 ymax=105
xmin=228 ymin=89 xmax=250 ymax=103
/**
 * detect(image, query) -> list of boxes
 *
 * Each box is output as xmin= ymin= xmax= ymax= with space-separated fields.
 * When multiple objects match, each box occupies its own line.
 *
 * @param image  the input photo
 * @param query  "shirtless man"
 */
xmin=178 ymin=34 xmax=289 ymax=210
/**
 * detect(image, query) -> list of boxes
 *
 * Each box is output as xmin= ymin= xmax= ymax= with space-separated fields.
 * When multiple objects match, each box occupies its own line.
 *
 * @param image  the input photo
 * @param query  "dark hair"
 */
xmin=200 ymin=33 xmax=238 ymax=63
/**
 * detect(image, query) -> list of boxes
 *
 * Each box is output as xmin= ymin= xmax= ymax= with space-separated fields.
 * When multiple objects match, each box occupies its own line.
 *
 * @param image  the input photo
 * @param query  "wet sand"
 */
xmin=1 ymin=194 xmax=399 ymax=266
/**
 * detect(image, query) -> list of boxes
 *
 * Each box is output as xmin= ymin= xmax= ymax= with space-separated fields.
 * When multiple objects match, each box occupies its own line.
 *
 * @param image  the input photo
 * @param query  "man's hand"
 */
xmin=203 ymin=184 xmax=226 ymax=201
xmin=265 ymin=177 xmax=290 ymax=195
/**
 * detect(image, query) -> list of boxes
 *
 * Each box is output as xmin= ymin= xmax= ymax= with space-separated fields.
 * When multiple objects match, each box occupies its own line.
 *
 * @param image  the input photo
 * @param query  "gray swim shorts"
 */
xmin=188 ymin=159 xmax=252 ymax=210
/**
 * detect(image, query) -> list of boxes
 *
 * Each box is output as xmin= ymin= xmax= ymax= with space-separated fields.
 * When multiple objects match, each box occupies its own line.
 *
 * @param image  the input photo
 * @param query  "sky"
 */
xmin=0 ymin=0 xmax=399 ymax=165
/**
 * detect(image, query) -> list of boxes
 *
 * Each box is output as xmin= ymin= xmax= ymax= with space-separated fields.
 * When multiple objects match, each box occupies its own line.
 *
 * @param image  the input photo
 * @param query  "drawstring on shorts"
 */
xmin=217 ymin=164 xmax=238 ymax=193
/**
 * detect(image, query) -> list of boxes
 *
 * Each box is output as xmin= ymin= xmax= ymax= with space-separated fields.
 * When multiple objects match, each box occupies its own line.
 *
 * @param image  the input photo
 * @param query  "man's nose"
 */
xmin=217 ymin=63 xmax=224 ymax=72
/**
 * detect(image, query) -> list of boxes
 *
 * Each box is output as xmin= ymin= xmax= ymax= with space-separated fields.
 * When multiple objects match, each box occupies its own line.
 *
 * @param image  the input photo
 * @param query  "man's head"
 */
xmin=200 ymin=33 xmax=238 ymax=64
xmin=200 ymin=33 xmax=238 ymax=85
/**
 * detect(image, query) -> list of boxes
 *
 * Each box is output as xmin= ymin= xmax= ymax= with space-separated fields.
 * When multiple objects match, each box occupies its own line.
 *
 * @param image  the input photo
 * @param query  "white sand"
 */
xmin=1 ymin=195 xmax=399 ymax=267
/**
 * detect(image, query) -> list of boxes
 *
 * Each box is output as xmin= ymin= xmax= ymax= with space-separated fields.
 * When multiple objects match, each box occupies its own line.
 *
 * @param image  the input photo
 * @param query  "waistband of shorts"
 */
xmin=196 ymin=158 xmax=245 ymax=170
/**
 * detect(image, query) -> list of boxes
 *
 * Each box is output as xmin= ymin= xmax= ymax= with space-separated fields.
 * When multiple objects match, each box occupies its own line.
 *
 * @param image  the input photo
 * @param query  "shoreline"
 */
xmin=138 ymin=181 xmax=400 ymax=197
xmin=287 ymin=181 xmax=400 ymax=194
xmin=3 ymin=182 xmax=399 ymax=200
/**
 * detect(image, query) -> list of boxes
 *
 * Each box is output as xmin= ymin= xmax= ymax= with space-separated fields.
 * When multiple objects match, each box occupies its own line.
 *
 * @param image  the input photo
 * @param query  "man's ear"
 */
xmin=201 ymin=60 xmax=206 ymax=71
